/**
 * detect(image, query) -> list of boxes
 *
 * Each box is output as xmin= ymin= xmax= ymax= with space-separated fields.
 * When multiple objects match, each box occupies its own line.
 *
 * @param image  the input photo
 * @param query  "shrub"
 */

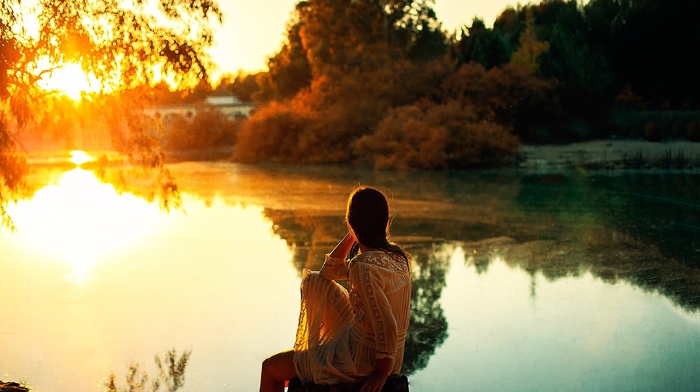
xmin=163 ymin=106 xmax=240 ymax=150
xmin=438 ymin=62 xmax=560 ymax=142
xmin=232 ymin=101 xmax=316 ymax=163
xmin=355 ymin=100 xmax=519 ymax=170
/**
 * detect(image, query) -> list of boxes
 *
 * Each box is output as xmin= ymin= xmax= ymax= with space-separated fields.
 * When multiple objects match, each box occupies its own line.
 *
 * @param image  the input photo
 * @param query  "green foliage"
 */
xmin=455 ymin=19 xmax=511 ymax=69
xmin=509 ymin=11 xmax=549 ymax=75
xmin=104 ymin=349 xmax=191 ymax=392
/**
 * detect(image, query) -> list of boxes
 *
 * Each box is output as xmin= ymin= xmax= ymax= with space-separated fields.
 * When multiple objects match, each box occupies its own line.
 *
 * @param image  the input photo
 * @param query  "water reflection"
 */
xmin=261 ymin=209 xmax=452 ymax=375
xmin=402 ymin=245 xmax=450 ymax=375
xmin=2 ymin=162 xmax=699 ymax=391
xmin=514 ymin=173 xmax=700 ymax=311
xmin=6 ymin=168 xmax=164 ymax=283
xmin=420 ymin=245 xmax=700 ymax=392
xmin=1 ymin=166 xmax=298 ymax=392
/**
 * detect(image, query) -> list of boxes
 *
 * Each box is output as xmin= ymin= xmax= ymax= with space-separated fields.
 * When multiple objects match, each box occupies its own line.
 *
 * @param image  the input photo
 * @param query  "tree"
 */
xmin=399 ymin=0 xmax=449 ymax=61
xmin=256 ymin=20 xmax=312 ymax=101
xmin=226 ymin=72 xmax=263 ymax=103
xmin=510 ymin=10 xmax=549 ymax=75
xmin=493 ymin=6 xmax=525 ymax=49
xmin=1 ymin=0 xmax=223 ymax=227
xmin=607 ymin=0 xmax=700 ymax=107
xmin=291 ymin=0 xmax=443 ymax=78
xmin=455 ymin=18 xmax=511 ymax=69
xmin=354 ymin=99 xmax=519 ymax=170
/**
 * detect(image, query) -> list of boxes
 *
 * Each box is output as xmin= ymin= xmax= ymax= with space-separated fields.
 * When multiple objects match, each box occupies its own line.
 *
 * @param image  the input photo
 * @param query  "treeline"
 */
xmin=216 ymin=0 xmax=699 ymax=170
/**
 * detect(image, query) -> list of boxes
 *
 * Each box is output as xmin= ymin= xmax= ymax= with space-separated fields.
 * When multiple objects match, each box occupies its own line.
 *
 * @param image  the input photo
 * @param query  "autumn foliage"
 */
xmin=231 ymin=0 xmax=548 ymax=169
xmin=230 ymin=0 xmax=699 ymax=170
xmin=163 ymin=106 xmax=239 ymax=150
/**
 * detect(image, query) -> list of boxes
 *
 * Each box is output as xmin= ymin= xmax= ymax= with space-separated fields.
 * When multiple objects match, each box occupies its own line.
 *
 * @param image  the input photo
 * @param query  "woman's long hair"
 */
xmin=345 ymin=186 xmax=409 ymax=264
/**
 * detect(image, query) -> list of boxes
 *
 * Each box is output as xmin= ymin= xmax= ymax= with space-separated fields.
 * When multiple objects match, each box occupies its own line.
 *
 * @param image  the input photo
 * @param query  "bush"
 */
xmin=163 ymin=106 xmax=240 ymax=150
xmin=232 ymin=101 xmax=316 ymax=163
xmin=354 ymin=100 xmax=519 ymax=170
xmin=438 ymin=62 xmax=561 ymax=143
xmin=234 ymin=58 xmax=452 ymax=165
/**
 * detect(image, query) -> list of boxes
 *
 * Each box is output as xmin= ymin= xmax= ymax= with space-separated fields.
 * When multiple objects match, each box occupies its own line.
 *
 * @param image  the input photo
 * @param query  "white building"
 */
xmin=205 ymin=95 xmax=256 ymax=118
xmin=145 ymin=95 xmax=255 ymax=120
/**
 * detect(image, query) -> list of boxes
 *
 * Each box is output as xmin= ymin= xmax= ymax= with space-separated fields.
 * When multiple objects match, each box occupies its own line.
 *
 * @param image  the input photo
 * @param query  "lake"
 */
xmin=1 ymin=160 xmax=699 ymax=391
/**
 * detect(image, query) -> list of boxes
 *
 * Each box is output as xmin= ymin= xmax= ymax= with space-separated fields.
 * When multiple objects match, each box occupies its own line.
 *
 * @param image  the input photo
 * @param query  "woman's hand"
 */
xmin=328 ymin=232 xmax=356 ymax=260
xmin=360 ymin=371 xmax=388 ymax=392
xmin=361 ymin=357 xmax=392 ymax=392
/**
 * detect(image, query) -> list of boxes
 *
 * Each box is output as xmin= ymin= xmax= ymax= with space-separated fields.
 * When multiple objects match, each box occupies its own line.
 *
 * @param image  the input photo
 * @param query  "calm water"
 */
xmin=1 ymin=161 xmax=699 ymax=392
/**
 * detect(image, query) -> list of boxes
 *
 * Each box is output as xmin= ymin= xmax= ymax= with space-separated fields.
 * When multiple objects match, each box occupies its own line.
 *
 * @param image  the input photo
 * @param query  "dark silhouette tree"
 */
xmin=455 ymin=18 xmax=511 ymax=69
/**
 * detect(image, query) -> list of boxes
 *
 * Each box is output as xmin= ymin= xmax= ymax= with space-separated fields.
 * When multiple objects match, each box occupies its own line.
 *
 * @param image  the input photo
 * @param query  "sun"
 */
xmin=37 ymin=60 xmax=101 ymax=100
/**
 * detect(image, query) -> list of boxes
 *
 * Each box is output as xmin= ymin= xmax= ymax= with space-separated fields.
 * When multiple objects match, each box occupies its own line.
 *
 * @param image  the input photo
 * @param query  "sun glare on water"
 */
xmin=6 ymin=167 xmax=165 ymax=283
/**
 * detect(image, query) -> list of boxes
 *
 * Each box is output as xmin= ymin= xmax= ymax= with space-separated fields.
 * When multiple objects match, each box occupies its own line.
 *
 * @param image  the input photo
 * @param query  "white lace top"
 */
xmin=293 ymin=251 xmax=412 ymax=384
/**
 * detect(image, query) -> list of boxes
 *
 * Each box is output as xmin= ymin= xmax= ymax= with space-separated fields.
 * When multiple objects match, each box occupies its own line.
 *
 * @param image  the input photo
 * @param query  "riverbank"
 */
xmin=518 ymin=140 xmax=700 ymax=170
xmin=21 ymin=140 xmax=700 ymax=171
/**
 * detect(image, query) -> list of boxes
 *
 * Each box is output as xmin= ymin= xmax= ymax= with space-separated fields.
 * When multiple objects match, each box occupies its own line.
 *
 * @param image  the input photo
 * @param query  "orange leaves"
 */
xmin=356 ymin=100 xmax=519 ymax=170
xmin=233 ymin=101 xmax=317 ymax=164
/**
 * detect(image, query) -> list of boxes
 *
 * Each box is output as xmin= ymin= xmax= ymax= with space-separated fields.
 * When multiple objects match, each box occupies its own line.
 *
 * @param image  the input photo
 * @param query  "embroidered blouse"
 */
xmin=293 ymin=250 xmax=411 ymax=384
xmin=322 ymin=251 xmax=411 ymax=360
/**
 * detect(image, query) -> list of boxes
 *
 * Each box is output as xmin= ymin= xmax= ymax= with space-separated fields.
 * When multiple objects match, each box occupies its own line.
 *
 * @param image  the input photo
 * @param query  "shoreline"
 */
xmin=518 ymin=140 xmax=700 ymax=170
xmin=18 ymin=139 xmax=700 ymax=171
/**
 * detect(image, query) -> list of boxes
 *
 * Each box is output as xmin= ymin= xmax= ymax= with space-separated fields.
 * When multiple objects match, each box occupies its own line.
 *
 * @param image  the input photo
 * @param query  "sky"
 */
xmin=206 ymin=0 xmax=518 ymax=79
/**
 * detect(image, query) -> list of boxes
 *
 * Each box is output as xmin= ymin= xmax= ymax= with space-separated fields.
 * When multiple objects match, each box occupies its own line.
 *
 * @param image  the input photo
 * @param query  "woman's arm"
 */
xmin=319 ymin=232 xmax=355 ymax=280
xmin=329 ymin=232 xmax=355 ymax=260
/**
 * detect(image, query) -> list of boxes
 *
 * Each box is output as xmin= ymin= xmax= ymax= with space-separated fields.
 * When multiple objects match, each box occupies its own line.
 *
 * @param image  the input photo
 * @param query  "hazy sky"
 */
xmin=207 ymin=0 xmax=518 ymax=77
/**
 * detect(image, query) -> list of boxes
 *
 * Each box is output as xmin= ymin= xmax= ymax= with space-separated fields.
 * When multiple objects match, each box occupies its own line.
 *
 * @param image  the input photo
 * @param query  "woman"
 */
xmin=260 ymin=186 xmax=412 ymax=392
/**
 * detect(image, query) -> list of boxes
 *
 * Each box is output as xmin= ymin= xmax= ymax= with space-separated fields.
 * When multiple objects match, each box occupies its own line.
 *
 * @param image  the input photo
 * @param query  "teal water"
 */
xmin=0 ymin=162 xmax=698 ymax=391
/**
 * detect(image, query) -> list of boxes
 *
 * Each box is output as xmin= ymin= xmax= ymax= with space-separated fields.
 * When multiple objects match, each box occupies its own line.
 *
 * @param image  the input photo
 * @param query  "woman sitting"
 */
xmin=259 ymin=186 xmax=412 ymax=392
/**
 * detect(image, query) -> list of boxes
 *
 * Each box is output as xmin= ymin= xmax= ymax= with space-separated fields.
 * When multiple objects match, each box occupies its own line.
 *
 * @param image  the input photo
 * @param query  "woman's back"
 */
xmin=348 ymin=251 xmax=411 ymax=375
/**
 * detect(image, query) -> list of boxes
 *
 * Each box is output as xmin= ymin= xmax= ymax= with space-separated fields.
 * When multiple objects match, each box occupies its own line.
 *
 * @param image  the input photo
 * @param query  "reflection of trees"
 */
xmin=16 ymin=163 xmax=699 ymax=314
xmin=512 ymin=173 xmax=700 ymax=312
xmin=104 ymin=349 xmax=191 ymax=392
xmin=463 ymin=231 xmax=700 ymax=312
xmin=263 ymin=209 xmax=346 ymax=273
xmin=13 ymin=164 xmax=182 ymax=212
xmin=402 ymin=244 xmax=450 ymax=375
xmin=593 ymin=174 xmax=700 ymax=268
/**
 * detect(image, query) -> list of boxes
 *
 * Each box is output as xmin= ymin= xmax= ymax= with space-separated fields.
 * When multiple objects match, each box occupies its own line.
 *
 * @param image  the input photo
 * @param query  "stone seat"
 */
xmin=287 ymin=374 xmax=409 ymax=392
